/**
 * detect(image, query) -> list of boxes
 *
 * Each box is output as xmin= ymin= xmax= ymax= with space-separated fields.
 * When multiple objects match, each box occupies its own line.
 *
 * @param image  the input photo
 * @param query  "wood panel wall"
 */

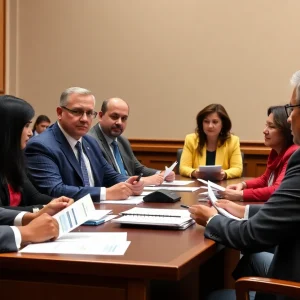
xmin=129 ymin=139 xmax=270 ymax=178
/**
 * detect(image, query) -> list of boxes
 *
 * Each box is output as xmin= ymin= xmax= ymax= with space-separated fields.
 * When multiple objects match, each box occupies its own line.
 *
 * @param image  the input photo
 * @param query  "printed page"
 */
xmin=101 ymin=195 xmax=146 ymax=205
xmin=144 ymin=186 xmax=200 ymax=192
xmin=160 ymin=180 xmax=194 ymax=186
xmin=20 ymin=232 xmax=130 ymax=255
xmin=20 ymin=241 xmax=131 ymax=255
xmin=163 ymin=161 xmax=178 ymax=179
xmin=86 ymin=210 xmax=112 ymax=221
xmin=197 ymin=179 xmax=225 ymax=191
xmin=207 ymin=183 xmax=241 ymax=221
xmin=53 ymin=194 xmax=95 ymax=238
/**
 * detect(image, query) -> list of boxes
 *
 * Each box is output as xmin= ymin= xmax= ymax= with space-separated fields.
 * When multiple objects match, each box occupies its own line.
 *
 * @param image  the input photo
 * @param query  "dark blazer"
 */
xmin=89 ymin=124 xmax=158 ymax=176
xmin=0 ymin=207 xmax=20 ymax=252
xmin=0 ymin=173 xmax=52 ymax=212
xmin=205 ymin=148 xmax=300 ymax=300
xmin=25 ymin=122 xmax=127 ymax=202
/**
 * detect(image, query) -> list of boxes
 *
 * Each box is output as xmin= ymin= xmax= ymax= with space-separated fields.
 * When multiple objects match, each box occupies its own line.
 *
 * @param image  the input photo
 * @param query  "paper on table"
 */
xmin=101 ymin=195 xmax=147 ymax=205
xmin=20 ymin=232 xmax=130 ymax=255
xmin=86 ymin=210 xmax=112 ymax=221
xmin=163 ymin=161 xmax=178 ymax=179
xmin=197 ymin=179 xmax=226 ymax=191
xmin=161 ymin=180 xmax=194 ymax=186
xmin=145 ymin=180 xmax=194 ymax=187
xmin=207 ymin=183 xmax=241 ymax=221
xmin=53 ymin=194 xmax=95 ymax=238
xmin=52 ymin=232 xmax=128 ymax=242
xmin=144 ymin=186 xmax=200 ymax=192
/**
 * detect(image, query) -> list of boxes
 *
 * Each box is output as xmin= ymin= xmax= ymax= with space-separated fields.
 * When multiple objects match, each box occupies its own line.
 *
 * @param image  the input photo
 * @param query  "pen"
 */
xmin=136 ymin=173 xmax=143 ymax=182
xmin=180 ymin=204 xmax=190 ymax=209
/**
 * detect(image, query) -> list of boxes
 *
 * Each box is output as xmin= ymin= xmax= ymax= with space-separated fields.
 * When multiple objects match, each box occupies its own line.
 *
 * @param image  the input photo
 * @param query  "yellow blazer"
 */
xmin=179 ymin=133 xmax=243 ymax=179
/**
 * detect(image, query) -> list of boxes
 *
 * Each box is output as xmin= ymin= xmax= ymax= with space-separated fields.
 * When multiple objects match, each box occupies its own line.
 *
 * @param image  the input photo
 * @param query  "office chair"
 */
xmin=176 ymin=148 xmax=183 ymax=174
xmin=241 ymin=151 xmax=245 ymax=177
xmin=236 ymin=277 xmax=300 ymax=300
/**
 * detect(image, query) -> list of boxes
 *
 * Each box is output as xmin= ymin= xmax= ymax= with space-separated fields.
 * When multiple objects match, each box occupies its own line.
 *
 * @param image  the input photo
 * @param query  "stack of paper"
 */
xmin=112 ymin=207 xmax=195 ymax=230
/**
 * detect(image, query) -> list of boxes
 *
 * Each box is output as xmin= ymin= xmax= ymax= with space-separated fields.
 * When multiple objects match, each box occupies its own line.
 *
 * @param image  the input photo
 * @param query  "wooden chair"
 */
xmin=236 ymin=277 xmax=300 ymax=300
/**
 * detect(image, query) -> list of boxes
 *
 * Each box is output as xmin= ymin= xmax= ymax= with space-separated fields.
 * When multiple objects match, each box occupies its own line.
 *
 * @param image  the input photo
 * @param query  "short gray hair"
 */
xmin=290 ymin=71 xmax=300 ymax=86
xmin=60 ymin=87 xmax=94 ymax=106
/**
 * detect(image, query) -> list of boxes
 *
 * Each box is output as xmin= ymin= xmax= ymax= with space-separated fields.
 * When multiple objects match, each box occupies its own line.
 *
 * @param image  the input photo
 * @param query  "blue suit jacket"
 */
xmin=25 ymin=122 xmax=127 ymax=202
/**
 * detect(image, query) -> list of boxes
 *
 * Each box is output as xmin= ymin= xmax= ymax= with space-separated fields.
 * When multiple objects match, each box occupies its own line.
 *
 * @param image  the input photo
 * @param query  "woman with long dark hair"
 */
xmin=0 ymin=95 xmax=72 ymax=211
xmin=180 ymin=103 xmax=243 ymax=180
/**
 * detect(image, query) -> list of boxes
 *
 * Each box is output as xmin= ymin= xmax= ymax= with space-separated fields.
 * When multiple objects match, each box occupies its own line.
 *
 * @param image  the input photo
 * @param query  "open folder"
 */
xmin=112 ymin=207 xmax=195 ymax=230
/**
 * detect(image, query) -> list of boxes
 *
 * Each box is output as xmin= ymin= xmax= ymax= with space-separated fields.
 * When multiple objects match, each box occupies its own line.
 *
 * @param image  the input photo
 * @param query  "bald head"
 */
xmin=99 ymin=98 xmax=129 ymax=138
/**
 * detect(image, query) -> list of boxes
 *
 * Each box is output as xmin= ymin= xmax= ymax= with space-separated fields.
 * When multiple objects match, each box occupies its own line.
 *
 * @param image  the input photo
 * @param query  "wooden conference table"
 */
xmin=0 ymin=177 xmax=254 ymax=300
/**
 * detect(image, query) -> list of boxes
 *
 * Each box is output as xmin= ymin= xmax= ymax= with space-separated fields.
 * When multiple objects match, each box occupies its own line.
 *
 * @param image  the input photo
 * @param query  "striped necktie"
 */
xmin=75 ymin=141 xmax=90 ymax=187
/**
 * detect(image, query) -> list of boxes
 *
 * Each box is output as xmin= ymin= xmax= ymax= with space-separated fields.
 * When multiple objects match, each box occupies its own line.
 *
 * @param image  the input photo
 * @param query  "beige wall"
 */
xmin=6 ymin=0 xmax=300 ymax=141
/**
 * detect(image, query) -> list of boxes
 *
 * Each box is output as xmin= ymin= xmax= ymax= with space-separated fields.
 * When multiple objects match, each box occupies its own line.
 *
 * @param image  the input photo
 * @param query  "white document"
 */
xmin=86 ymin=210 xmax=112 ymax=221
xmin=197 ymin=179 xmax=226 ymax=191
xmin=20 ymin=232 xmax=130 ymax=255
xmin=101 ymin=195 xmax=146 ymax=205
xmin=163 ymin=161 xmax=178 ymax=179
xmin=199 ymin=165 xmax=221 ymax=173
xmin=53 ymin=194 xmax=95 ymax=238
xmin=161 ymin=180 xmax=194 ymax=186
xmin=144 ymin=186 xmax=200 ymax=192
xmin=207 ymin=183 xmax=241 ymax=221
xmin=52 ymin=232 xmax=128 ymax=242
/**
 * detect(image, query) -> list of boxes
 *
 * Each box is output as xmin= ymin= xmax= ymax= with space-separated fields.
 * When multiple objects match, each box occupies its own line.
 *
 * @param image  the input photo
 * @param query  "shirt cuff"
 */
xmin=14 ymin=211 xmax=27 ymax=226
xmin=10 ymin=226 xmax=22 ymax=249
xmin=100 ymin=187 xmax=106 ymax=200
xmin=244 ymin=205 xmax=250 ymax=219
xmin=206 ymin=214 xmax=218 ymax=225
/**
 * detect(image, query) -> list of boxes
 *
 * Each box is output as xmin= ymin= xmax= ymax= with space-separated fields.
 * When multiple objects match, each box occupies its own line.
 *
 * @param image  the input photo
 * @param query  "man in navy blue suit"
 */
xmin=25 ymin=87 xmax=144 ymax=202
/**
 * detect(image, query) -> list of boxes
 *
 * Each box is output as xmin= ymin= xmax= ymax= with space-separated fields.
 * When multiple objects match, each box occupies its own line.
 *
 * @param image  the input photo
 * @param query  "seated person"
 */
xmin=219 ymin=106 xmax=298 ymax=201
xmin=32 ymin=114 xmax=51 ymax=136
xmin=25 ymin=87 xmax=143 ymax=202
xmin=180 ymin=103 xmax=242 ymax=180
xmin=0 ymin=95 xmax=71 ymax=212
xmin=89 ymin=97 xmax=175 ymax=186
xmin=0 ymin=197 xmax=73 ymax=253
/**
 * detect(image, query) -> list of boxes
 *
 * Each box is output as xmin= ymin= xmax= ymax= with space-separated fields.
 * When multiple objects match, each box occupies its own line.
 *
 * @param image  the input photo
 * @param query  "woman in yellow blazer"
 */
xmin=180 ymin=104 xmax=243 ymax=180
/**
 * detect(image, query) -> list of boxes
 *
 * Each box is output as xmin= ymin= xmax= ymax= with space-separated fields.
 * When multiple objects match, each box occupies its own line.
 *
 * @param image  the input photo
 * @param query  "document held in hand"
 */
xmin=207 ymin=182 xmax=241 ymax=221
xmin=112 ymin=207 xmax=195 ymax=230
xmin=54 ymin=194 xmax=95 ymax=237
xmin=163 ymin=161 xmax=178 ymax=179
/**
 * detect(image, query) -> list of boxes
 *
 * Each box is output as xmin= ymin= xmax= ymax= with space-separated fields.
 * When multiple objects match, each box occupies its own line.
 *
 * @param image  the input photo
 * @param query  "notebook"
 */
xmin=112 ymin=207 xmax=195 ymax=230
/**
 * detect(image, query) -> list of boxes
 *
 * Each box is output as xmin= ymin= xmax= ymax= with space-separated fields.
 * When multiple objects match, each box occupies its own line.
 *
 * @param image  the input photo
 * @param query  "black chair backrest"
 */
xmin=176 ymin=148 xmax=183 ymax=174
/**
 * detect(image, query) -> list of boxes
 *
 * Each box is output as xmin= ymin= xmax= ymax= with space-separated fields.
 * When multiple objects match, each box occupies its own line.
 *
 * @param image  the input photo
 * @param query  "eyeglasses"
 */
xmin=284 ymin=104 xmax=300 ymax=117
xmin=61 ymin=106 xmax=97 ymax=119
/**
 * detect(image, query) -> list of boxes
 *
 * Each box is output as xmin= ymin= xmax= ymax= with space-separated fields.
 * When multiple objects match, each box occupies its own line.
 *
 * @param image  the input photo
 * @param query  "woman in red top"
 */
xmin=219 ymin=105 xmax=298 ymax=202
